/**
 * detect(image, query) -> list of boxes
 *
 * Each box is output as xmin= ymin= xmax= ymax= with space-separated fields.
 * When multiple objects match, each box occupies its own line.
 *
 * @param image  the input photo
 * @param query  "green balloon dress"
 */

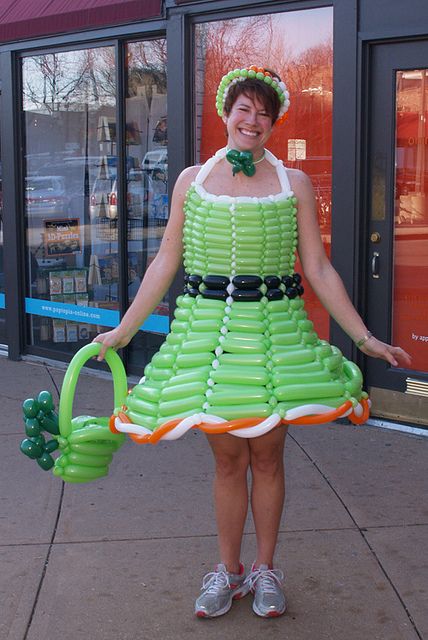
xmin=116 ymin=148 xmax=366 ymax=440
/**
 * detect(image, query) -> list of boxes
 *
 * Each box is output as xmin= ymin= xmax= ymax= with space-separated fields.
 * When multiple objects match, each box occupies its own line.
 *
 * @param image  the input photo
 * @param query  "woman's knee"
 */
xmin=249 ymin=427 xmax=286 ymax=477
xmin=250 ymin=444 xmax=285 ymax=477
xmin=214 ymin=449 xmax=250 ymax=480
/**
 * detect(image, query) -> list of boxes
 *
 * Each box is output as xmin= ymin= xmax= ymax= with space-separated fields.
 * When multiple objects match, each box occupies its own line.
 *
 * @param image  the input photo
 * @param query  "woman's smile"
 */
xmin=224 ymin=94 xmax=272 ymax=153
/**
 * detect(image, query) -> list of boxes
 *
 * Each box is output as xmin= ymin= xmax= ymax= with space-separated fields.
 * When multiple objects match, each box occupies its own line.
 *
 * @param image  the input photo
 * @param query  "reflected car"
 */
xmin=89 ymin=176 xmax=115 ymax=219
xmin=142 ymin=149 xmax=168 ymax=177
xmin=25 ymin=176 xmax=69 ymax=217
xmin=108 ymin=171 xmax=146 ymax=219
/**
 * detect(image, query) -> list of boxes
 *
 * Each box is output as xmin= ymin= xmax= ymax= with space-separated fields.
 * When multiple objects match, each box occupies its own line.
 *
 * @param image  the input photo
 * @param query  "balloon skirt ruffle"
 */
xmin=110 ymin=397 xmax=370 ymax=444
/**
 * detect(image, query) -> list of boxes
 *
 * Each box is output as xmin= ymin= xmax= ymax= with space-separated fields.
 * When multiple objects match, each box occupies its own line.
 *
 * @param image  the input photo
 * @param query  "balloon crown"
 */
xmin=216 ymin=65 xmax=290 ymax=125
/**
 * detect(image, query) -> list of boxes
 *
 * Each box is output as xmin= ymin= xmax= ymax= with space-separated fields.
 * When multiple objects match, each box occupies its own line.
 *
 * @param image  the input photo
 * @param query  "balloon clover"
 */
xmin=20 ymin=391 xmax=60 ymax=470
xmin=226 ymin=149 xmax=257 ymax=177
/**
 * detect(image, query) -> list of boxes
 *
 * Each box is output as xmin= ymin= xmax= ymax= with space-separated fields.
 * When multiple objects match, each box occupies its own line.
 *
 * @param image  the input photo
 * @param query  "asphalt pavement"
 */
xmin=1 ymin=354 xmax=427 ymax=640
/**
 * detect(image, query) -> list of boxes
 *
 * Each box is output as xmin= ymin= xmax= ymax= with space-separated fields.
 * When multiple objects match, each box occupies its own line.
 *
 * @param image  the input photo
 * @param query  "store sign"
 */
xmin=25 ymin=297 xmax=169 ymax=334
xmin=0 ymin=293 xmax=5 ymax=309
xmin=44 ymin=219 xmax=81 ymax=256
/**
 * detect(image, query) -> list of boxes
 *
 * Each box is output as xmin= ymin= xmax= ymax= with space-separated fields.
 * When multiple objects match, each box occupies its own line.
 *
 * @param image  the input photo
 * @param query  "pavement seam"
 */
xmin=22 ymin=364 xmax=64 ymax=640
xmin=45 ymin=366 xmax=61 ymax=397
xmin=3 ymin=522 xmax=428 ymax=549
xmin=23 ymin=477 xmax=65 ymax=639
xmin=288 ymin=431 xmax=424 ymax=640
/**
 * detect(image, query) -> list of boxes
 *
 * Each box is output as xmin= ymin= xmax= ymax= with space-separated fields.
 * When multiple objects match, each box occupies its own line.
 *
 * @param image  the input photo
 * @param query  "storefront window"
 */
xmin=393 ymin=69 xmax=428 ymax=372
xmin=22 ymin=39 xmax=168 ymax=363
xmin=194 ymin=8 xmax=333 ymax=339
xmin=125 ymin=39 xmax=168 ymax=368
xmin=23 ymin=47 xmax=118 ymax=352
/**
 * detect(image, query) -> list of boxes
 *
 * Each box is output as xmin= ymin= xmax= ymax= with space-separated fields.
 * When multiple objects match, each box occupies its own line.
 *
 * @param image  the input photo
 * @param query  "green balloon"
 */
xmin=22 ymin=398 xmax=39 ymax=419
xmin=159 ymin=394 xmax=206 ymax=417
xmin=25 ymin=418 xmax=41 ymax=438
xmin=45 ymin=439 xmax=59 ymax=453
xmin=20 ymin=438 xmax=43 ymax=459
xmin=58 ymin=343 xmax=128 ymax=438
xmin=37 ymin=452 xmax=55 ymax=471
xmin=32 ymin=434 xmax=46 ymax=448
xmin=39 ymin=412 xmax=60 ymax=435
xmin=37 ymin=391 xmax=54 ymax=413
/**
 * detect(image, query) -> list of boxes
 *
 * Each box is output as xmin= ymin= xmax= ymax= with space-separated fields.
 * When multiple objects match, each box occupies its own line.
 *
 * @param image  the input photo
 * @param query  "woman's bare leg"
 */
xmin=249 ymin=426 xmax=287 ymax=567
xmin=206 ymin=433 xmax=250 ymax=573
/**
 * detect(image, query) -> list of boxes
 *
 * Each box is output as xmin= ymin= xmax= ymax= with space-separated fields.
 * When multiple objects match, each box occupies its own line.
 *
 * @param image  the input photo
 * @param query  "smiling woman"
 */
xmin=90 ymin=58 xmax=408 ymax=619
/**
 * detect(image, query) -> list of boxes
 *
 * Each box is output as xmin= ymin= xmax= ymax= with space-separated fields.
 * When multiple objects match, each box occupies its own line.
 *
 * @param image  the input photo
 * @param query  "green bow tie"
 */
xmin=226 ymin=149 xmax=257 ymax=177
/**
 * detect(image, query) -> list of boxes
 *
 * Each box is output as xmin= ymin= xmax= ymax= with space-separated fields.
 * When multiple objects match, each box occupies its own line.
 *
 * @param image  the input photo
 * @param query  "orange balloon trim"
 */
xmin=109 ymin=398 xmax=370 ymax=445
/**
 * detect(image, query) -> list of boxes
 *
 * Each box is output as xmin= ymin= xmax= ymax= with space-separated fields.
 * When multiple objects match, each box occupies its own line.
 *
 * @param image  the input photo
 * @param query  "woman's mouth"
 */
xmin=239 ymin=128 xmax=259 ymax=137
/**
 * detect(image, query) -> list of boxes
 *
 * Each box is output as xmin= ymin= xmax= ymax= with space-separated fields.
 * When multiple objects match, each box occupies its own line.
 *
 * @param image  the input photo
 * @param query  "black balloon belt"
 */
xmin=183 ymin=273 xmax=304 ymax=302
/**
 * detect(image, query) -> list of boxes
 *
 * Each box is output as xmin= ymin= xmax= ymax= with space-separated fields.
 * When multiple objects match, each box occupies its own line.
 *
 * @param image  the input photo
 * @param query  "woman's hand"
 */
xmin=359 ymin=336 xmax=412 ymax=368
xmin=92 ymin=327 xmax=133 ymax=361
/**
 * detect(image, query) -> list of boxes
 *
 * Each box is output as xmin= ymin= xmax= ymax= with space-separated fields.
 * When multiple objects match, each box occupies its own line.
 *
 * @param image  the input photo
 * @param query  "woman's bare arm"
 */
xmin=290 ymin=169 xmax=411 ymax=368
xmin=93 ymin=165 xmax=198 ymax=360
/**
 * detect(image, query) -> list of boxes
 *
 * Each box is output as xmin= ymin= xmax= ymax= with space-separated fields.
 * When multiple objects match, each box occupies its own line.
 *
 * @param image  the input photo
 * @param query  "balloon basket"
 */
xmin=20 ymin=344 xmax=128 ymax=483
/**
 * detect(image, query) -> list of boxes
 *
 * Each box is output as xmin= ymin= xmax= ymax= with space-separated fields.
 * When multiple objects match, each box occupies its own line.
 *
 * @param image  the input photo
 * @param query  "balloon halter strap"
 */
xmin=226 ymin=148 xmax=265 ymax=177
xmin=20 ymin=343 xmax=128 ymax=483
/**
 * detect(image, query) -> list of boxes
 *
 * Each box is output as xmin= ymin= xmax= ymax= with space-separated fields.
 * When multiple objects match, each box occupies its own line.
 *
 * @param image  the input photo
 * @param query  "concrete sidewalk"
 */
xmin=1 ymin=355 xmax=427 ymax=640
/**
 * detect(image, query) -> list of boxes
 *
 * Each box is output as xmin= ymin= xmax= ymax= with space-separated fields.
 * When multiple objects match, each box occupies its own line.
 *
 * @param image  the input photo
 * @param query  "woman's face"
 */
xmin=223 ymin=93 xmax=273 ymax=154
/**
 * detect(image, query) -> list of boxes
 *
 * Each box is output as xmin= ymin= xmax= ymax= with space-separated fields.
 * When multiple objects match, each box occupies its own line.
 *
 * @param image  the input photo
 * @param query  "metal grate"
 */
xmin=405 ymin=377 xmax=428 ymax=398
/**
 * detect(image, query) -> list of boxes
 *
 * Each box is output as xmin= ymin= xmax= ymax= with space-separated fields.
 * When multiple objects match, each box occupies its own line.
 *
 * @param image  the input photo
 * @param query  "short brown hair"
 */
xmin=223 ymin=72 xmax=282 ymax=125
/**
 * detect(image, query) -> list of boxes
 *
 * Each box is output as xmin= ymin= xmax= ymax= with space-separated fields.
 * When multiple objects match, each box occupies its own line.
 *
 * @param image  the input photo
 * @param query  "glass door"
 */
xmin=366 ymin=40 xmax=428 ymax=423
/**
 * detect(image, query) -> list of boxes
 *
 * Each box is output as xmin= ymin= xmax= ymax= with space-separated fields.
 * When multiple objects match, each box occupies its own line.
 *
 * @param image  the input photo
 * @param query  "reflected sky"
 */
xmin=271 ymin=7 xmax=333 ymax=55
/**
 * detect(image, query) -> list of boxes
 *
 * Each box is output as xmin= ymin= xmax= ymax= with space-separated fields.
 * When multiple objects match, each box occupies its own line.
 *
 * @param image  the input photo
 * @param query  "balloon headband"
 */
xmin=216 ymin=66 xmax=290 ymax=125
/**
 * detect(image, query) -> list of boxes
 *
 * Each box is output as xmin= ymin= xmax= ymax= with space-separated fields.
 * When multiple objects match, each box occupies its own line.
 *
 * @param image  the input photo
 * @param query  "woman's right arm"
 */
xmin=93 ymin=166 xmax=198 ymax=360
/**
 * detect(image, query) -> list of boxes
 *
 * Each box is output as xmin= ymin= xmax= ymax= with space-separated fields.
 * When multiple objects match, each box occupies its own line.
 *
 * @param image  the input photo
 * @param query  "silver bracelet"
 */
xmin=355 ymin=331 xmax=373 ymax=348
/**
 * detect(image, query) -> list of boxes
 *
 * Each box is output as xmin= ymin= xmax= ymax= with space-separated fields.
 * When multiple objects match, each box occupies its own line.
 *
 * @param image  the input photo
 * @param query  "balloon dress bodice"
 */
xmin=114 ymin=148 xmax=368 ymax=442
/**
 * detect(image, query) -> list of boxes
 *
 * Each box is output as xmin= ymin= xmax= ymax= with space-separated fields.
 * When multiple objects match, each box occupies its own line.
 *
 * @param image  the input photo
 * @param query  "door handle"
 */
xmin=371 ymin=251 xmax=380 ymax=278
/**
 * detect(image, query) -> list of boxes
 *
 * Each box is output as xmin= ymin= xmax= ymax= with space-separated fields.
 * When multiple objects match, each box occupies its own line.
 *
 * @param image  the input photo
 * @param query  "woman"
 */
xmin=93 ymin=66 xmax=411 ymax=618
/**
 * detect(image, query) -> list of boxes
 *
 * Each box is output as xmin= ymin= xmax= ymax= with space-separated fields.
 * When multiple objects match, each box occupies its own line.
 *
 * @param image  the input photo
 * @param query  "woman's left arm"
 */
xmin=290 ymin=170 xmax=411 ymax=368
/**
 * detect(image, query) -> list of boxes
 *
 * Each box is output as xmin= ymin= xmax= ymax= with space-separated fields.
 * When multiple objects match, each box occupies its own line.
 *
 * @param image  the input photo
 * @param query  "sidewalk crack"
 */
xmin=23 ymin=481 xmax=64 ymax=640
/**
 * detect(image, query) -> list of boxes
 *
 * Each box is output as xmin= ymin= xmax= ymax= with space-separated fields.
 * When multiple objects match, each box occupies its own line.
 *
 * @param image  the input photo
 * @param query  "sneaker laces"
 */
xmin=245 ymin=566 xmax=284 ymax=594
xmin=201 ymin=568 xmax=230 ymax=595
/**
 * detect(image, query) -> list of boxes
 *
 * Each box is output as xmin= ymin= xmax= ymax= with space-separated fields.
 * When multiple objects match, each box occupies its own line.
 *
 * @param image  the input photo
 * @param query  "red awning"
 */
xmin=0 ymin=0 xmax=162 ymax=43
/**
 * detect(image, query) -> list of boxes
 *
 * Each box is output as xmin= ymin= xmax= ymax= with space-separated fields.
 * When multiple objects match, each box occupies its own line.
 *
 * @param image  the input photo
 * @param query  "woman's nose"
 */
xmin=245 ymin=110 xmax=257 ymax=124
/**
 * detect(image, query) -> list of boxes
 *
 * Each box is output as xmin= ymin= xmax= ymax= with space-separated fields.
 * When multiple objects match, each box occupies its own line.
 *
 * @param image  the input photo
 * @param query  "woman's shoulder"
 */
xmin=177 ymin=164 xmax=201 ymax=182
xmin=286 ymin=167 xmax=315 ymax=198
xmin=173 ymin=164 xmax=201 ymax=196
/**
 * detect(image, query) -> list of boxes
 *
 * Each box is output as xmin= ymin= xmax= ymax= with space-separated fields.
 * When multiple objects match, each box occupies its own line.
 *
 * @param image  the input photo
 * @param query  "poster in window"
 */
xmin=44 ymin=219 xmax=81 ymax=256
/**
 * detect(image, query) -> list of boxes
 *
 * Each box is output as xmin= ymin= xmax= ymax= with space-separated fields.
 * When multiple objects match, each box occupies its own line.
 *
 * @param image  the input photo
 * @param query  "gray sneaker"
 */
xmin=195 ymin=563 xmax=249 ymax=618
xmin=245 ymin=564 xmax=286 ymax=617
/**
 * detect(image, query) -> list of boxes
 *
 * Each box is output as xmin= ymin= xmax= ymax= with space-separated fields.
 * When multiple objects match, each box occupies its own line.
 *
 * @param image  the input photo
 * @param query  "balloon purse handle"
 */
xmin=58 ymin=343 xmax=128 ymax=438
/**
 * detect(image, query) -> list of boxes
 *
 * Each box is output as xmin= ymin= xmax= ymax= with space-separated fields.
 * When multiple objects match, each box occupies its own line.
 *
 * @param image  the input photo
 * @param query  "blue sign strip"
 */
xmin=25 ymin=297 xmax=169 ymax=334
xmin=0 ymin=293 xmax=5 ymax=309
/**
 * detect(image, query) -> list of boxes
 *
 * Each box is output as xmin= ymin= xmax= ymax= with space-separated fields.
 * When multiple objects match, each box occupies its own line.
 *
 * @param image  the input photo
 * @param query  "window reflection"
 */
xmin=194 ymin=8 xmax=333 ymax=339
xmin=125 ymin=40 xmax=168 ymax=368
xmin=393 ymin=69 xmax=428 ymax=372
xmin=23 ymin=47 xmax=118 ymax=350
